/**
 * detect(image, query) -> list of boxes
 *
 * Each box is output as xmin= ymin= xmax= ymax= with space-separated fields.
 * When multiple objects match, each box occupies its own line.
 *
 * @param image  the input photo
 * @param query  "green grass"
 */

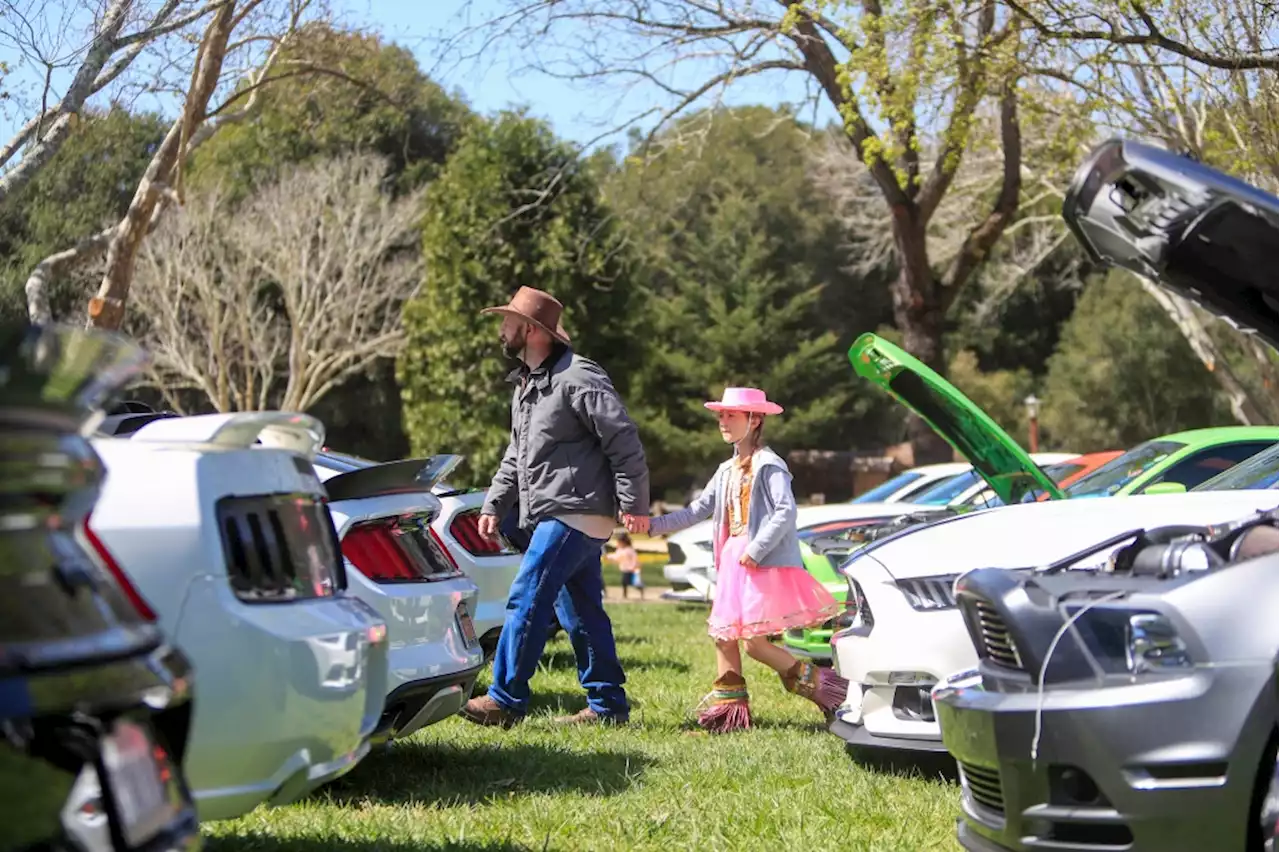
xmin=203 ymin=605 xmax=961 ymax=852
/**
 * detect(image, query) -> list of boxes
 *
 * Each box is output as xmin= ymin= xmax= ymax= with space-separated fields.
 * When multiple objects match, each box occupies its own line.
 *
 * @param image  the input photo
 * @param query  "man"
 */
xmin=461 ymin=286 xmax=650 ymax=728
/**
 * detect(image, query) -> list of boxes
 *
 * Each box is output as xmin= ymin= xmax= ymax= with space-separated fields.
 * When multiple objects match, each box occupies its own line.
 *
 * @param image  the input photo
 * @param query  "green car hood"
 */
xmin=850 ymin=333 xmax=1065 ymax=505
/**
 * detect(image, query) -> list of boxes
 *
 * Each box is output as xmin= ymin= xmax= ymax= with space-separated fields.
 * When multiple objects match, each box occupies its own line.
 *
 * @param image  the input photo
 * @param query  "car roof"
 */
xmin=1154 ymin=426 xmax=1280 ymax=445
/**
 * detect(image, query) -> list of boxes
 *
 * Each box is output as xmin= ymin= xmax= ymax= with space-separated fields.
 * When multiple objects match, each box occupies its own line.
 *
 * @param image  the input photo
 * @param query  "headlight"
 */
xmin=1071 ymin=607 xmax=1192 ymax=675
xmin=832 ymin=574 xmax=874 ymax=634
xmin=1125 ymin=613 xmax=1191 ymax=673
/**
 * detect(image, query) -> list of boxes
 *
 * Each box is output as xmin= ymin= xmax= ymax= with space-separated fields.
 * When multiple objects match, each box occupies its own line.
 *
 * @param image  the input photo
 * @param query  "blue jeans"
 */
xmin=489 ymin=518 xmax=629 ymax=718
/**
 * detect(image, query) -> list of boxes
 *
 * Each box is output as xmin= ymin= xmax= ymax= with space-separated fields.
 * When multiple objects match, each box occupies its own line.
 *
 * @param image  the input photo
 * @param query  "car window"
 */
xmin=851 ymin=472 xmax=923 ymax=503
xmin=909 ymin=470 xmax=981 ymax=505
xmin=1065 ymin=440 xmax=1185 ymax=497
xmin=1193 ymin=444 xmax=1280 ymax=491
xmin=1145 ymin=441 xmax=1277 ymax=492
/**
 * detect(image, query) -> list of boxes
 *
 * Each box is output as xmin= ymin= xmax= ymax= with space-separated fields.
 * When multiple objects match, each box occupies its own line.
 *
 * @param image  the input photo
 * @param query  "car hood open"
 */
xmin=1063 ymin=138 xmax=1279 ymax=347
xmin=849 ymin=333 xmax=1065 ymax=506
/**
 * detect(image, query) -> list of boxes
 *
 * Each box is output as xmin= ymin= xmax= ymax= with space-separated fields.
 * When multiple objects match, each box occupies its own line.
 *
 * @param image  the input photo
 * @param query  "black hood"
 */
xmin=1063 ymin=138 xmax=1279 ymax=347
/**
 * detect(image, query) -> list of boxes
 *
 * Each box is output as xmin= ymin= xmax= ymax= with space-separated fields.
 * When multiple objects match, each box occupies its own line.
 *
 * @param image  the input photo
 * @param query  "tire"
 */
xmin=1262 ymin=758 xmax=1278 ymax=852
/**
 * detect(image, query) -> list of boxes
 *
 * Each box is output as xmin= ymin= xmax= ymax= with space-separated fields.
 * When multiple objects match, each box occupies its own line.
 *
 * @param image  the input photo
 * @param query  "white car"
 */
xmin=849 ymin=462 xmax=973 ymax=504
xmin=829 ymin=488 xmax=1280 ymax=754
xmin=311 ymin=451 xmax=486 ymax=742
xmin=431 ymin=485 xmax=524 ymax=657
xmin=89 ymin=412 xmax=390 ymax=822
xmin=315 ymin=450 xmax=525 ymax=660
xmin=659 ymin=455 xmax=1073 ymax=602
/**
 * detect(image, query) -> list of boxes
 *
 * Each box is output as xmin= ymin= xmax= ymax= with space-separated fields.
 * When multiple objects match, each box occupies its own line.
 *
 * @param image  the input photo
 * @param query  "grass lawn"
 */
xmin=204 ymin=605 xmax=961 ymax=852
xmin=599 ymin=548 xmax=670 ymax=591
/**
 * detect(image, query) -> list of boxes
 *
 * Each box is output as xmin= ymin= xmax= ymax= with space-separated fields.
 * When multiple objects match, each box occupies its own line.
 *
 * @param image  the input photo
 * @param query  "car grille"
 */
xmin=973 ymin=599 xmax=1022 ymax=669
xmin=958 ymin=761 xmax=1005 ymax=815
xmin=896 ymin=575 xmax=959 ymax=610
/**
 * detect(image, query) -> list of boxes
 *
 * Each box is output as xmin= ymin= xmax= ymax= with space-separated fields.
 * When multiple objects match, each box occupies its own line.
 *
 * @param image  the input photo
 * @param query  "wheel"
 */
xmin=1262 ymin=757 xmax=1278 ymax=852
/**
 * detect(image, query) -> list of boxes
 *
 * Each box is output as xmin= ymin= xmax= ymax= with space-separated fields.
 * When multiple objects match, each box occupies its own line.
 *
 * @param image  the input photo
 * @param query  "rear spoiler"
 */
xmin=129 ymin=412 xmax=326 ymax=459
xmin=324 ymin=454 xmax=463 ymax=503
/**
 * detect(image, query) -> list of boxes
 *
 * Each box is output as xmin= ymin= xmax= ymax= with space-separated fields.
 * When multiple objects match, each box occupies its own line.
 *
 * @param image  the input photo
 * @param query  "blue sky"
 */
xmin=0 ymin=0 xmax=832 ymax=154
xmin=354 ymin=0 xmax=833 ymax=150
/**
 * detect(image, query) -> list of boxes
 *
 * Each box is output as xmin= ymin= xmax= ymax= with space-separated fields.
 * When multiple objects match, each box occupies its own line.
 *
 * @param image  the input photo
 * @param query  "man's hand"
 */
xmin=478 ymin=513 xmax=500 ymax=542
xmin=621 ymin=513 xmax=650 ymax=535
xmin=739 ymin=553 xmax=759 ymax=570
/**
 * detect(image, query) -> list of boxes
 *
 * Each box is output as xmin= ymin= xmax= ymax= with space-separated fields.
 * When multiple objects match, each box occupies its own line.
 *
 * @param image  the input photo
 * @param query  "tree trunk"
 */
xmin=889 ymin=205 xmax=954 ymax=465
xmin=1140 ymin=279 xmax=1274 ymax=425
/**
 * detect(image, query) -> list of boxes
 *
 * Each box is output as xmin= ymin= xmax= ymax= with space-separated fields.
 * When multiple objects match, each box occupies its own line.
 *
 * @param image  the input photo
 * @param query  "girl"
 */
xmin=605 ymin=532 xmax=645 ymax=600
xmin=649 ymin=388 xmax=846 ymax=732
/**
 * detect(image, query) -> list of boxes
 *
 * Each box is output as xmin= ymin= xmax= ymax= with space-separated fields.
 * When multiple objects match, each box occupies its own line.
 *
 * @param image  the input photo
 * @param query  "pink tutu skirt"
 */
xmin=708 ymin=534 xmax=840 ymax=641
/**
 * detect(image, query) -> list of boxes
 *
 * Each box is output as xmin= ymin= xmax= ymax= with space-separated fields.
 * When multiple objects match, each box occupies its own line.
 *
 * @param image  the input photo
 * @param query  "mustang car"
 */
xmin=312 ymin=450 xmax=486 ymax=739
xmin=90 ymin=412 xmax=389 ymax=822
xmin=824 ymin=335 xmax=1274 ymax=752
xmin=933 ymin=133 xmax=1280 ymax=852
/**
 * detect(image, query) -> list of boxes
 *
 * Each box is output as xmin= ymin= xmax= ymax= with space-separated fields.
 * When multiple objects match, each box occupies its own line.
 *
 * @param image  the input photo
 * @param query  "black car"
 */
xmin=1 ymin=324 xmax=201 ymax=852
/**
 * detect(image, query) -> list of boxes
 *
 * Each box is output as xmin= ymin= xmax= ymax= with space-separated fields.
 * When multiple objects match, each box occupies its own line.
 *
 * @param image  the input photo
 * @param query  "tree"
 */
xmin=0 ymin=109 xmax=166 ymax=323
xmin=605 ymin=106 xmax=901 ymax=495
xmin=189 ymin=24 xmax=475 ymax=198
xmin=18 ymin=0 xmax=333 ymax=329
xmin=186 ymin=25 xmax=476 ymax=459
xmin=399 ymin=112 xmax=641 ymax=486
xmin=451 ymin=0 xmax=1030 ymax=463
xmin=1040 ymin=270 xmax=1240 ymax=450
xmin=0 ymin=0 xmax=236 ymax=204
xmin=128 ymin=154 xmax=424 ymax=413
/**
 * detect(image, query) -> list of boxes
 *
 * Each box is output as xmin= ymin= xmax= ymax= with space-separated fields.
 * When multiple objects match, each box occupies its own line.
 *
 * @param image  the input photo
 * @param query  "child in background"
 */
xmin=605 ymin=533 xmax=645 ymax=600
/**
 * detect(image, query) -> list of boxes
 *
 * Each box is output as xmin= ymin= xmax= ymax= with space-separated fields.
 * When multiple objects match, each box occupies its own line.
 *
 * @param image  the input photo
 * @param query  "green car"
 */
xmin=1061 ymin=426 xmax=1279 ymax=498
xmin=783 ymin=334 xmax=1279 ymax=661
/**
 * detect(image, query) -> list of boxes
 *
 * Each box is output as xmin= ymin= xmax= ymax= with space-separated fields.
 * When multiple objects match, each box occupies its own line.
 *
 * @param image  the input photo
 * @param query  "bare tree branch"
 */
xmin=129 ymin=154 xmax=422 ymax=413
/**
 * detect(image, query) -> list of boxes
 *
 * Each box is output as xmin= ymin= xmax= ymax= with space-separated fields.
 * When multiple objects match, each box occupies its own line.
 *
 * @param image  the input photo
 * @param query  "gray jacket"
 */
xmin=649 ymin=447 xmax=804 ymax=569
xmin=482 ymin=346 xmax=649 ymax=529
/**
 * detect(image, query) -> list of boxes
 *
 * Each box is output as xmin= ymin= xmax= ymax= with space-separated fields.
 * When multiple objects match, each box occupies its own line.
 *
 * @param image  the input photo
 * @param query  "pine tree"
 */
xmin=398 ymin=112 xmax=641 ymax=485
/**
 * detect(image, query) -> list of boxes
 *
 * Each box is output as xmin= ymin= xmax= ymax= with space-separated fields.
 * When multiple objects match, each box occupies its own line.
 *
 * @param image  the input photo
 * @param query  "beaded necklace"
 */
xmin=727 ymin=450 xmax=754 ymax=536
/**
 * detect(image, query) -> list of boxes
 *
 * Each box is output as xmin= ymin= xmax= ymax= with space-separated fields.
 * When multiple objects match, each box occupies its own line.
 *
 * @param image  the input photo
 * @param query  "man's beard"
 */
xmin=500 ymin=327 xmax=526 ymax=360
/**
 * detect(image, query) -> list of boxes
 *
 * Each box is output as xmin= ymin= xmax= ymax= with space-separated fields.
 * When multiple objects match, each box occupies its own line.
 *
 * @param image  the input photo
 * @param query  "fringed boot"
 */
xmin=696 ymin=671 xmax=752 ymax=733
xmin=781 ymin=661 xmax=849 ymax=718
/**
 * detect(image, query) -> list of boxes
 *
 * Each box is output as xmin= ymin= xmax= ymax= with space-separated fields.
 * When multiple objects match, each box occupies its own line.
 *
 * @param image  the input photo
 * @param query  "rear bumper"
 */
xmin=373 ymin=663 xmax=484 ymax=741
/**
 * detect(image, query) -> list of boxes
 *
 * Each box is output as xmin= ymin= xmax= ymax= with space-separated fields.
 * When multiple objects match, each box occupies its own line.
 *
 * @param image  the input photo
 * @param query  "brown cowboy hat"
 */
xmin=480 ymin=286 xmax=571 ymax=344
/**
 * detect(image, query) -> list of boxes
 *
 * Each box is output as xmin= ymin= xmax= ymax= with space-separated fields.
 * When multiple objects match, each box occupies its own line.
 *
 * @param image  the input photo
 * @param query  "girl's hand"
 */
xmin=739 ymin=554 xmax=759 ymax=570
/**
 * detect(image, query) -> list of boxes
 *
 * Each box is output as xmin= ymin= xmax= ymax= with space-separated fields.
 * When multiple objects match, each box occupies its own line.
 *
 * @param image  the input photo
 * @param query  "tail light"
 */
xmin=82 ymin=511 xmax=157 ymax=620
xmin=342 ymin=514 xmax=463 ymax=583
xmin=217 ymin=494 xmax=346 ymax=603
xmin=449 ymin=509 xmax=507 ymax=556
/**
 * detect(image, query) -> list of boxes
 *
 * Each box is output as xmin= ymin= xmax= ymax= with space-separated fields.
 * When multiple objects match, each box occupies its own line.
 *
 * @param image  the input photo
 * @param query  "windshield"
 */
xmin=1065 ymin=440 xmax=1185 ymax=497
xmin=851 ymin=472 xmax=923 ymax=503
xmin=909 ymin=470 xmax=980 ymax=505
xmin=1193 ymin=444 xmax=1280 ymax=491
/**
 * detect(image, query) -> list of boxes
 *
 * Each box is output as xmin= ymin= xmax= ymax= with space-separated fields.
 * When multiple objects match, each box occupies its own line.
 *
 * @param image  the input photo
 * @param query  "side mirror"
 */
xmin=1143 ymin=481 xmax=1188 ymax=495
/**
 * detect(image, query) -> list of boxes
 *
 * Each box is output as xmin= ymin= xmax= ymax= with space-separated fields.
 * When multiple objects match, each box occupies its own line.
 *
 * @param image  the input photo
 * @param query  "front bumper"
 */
xmin=830 ymin=716 xmax=950 ymax=754
xmin=373 ymin=663 xmax=484 ymax=741
xmin=830 ymin=563 xmax=974 ymax=749
xmin=935 ymin=662 xmax=1277 ymax=852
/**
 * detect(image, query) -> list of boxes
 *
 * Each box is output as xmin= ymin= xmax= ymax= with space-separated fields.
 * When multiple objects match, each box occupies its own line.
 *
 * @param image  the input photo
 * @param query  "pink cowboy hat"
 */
xmin=704 ymin=387 xmax=784 ymax=416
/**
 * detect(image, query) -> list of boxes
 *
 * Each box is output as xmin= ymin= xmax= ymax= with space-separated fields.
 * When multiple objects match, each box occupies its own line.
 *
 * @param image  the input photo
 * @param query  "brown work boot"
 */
xmin=459 ymin=695 xmax=523 ymax=729
xmin=553 ymin=707 xmax=630 ymax=726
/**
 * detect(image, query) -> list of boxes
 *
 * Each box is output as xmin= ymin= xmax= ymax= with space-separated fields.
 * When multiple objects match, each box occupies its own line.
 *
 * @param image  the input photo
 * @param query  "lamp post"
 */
xmin=1024 ymin=394 xmax=1041 ymax=453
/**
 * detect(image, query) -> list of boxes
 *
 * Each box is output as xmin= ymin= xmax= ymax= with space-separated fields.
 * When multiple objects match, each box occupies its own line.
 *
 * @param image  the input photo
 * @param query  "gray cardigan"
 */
xmin=650 ymin=447 xmax=804 ymax=569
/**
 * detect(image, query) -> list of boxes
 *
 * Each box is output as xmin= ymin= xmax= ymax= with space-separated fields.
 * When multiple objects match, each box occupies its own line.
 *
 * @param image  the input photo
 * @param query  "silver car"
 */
xmin=934 ymin=134 xmax=1280 ymax=852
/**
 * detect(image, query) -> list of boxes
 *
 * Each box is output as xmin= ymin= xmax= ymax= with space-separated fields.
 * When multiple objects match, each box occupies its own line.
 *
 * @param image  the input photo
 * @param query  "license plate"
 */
xmin=456 ymin=602 xmax=479 ymax=649
xmin=100 ymin=720 xmax=174 ymax=848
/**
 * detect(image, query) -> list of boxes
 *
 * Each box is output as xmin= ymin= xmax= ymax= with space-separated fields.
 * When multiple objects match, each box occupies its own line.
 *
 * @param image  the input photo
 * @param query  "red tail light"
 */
xmin=449 ymin=509 xmax=504 ymax=556
xmin=82 ymin=511 xmax=157 ymax=621
xmin=342 ymin=517 xmax=462 ymax=583
xmin=342 ymin=524 xmax=421 ymax=581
